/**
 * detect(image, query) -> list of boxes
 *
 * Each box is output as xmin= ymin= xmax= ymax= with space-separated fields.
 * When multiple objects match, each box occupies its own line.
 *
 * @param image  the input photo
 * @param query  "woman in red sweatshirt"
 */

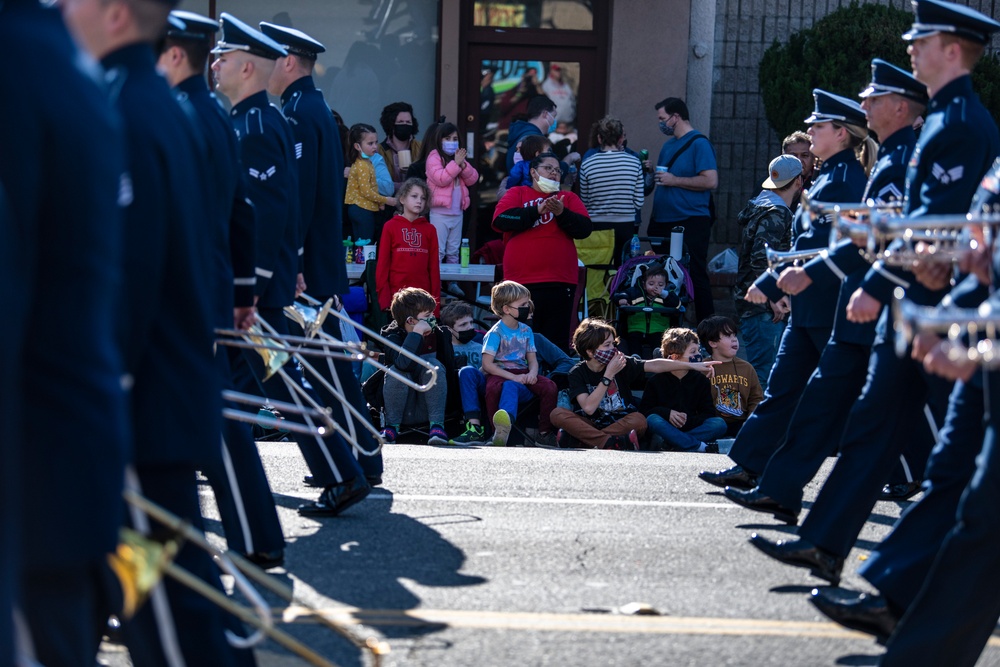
xmin=492 ymin=152 xmax=592 ymax=351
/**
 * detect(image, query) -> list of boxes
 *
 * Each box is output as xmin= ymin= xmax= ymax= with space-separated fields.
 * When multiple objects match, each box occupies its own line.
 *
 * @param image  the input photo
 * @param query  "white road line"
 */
xmin=368 ymin=492 xmax=735 ymax=509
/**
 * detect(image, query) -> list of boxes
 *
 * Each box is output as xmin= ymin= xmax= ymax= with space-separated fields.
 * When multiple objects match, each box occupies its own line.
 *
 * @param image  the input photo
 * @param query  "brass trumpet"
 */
xmin=868 ymin=210 xmax=1000 ymax=266
xmin=764 ymin=244 xmax=824 ymax=271
xmin=892 ymin=296 xmax=1000 ymax=368
xmin=112 ymin=489 xmax=389 ymax=666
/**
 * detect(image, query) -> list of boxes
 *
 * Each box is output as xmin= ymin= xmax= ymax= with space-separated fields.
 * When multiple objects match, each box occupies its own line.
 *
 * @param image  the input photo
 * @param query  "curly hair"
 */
xmin=660 ymin=327 xmax=699 ymax=359
xmin=379 ymin=101 xmax=419 ymax=138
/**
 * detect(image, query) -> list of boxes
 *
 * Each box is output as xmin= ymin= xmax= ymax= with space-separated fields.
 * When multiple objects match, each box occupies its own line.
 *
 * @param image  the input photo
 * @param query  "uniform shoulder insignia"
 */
xmin=295 ymin=142 xmax=303 ymax=159
xmin=876 ymin=183 xmax=903 ymax=203
xmin=931 ymin=163 xmax=964 ymax=184
xmin=248 ymin=166 xmax=278 ymax=181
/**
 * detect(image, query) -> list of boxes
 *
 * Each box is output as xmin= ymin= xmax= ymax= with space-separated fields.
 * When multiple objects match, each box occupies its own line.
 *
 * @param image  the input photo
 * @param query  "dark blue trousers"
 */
xmin=798 ymin=338 xmax=951 ymax=557
xmin=121 ymin=465 xmax=256 ymax=667
xmin=881 ymin=373 xmax=1000 ymax=667
xmin=757 ymin=339 xmax=872 ymax=512
xmin=231 ymin=308 xmax=363 ymax=488
xmin=729 ymin=324 xmax=831 ymax=475
xmin=202 ymin=350 xmax=284 ymax=556
xmin=860 ymin=375 xmax=987 ymax=611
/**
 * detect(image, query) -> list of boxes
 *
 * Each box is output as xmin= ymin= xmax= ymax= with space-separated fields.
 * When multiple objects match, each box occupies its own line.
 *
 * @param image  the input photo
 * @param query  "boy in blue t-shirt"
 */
xmin=481 ymin=281 xmax=558 ymax=447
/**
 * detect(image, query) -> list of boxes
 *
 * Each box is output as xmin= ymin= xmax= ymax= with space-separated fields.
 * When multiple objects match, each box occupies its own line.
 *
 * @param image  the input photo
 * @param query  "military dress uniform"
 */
xmin=166 ymin=10 xmax=285 ymax=566
xmin=878 ymin=156 xmax=1000 ymax=666
xmin=0 ymin=182 xmax=16 ymax=667
xmin=716 ymin=91 xmax=867 ymax=483
xmin=98 ymin=31 xmax=255 ymax=667
xmin=215 ymin=15 xmax=370 ymax=517
xmin=0 ymin=1 xmax=130 ymax=663
xmin=259 ymin=21 xmax=383 ymax=484
xmin=733 ymin=63 xmax=942 ymax=534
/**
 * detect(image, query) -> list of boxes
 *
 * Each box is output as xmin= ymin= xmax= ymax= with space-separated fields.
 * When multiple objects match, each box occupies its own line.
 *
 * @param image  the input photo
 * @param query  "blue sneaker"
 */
xmin=492 ymin=409 xmax=511 ymax=447
xmin=427 ymin=424 xmax=449 ymax=446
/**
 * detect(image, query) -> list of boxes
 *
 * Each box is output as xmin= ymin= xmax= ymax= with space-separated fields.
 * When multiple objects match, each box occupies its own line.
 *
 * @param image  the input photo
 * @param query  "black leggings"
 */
xmin=525 ymin=282 xmax=576 ymax=353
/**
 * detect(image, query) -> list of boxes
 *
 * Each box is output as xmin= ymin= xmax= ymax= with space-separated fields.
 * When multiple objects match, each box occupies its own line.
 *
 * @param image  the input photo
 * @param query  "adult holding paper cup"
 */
xmin=650 ymin=97 xmax=718 ymax=323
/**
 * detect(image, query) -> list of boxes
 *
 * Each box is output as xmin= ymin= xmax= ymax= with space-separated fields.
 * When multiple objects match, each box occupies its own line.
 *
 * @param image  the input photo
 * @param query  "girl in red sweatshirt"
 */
xmin=376 ymin=178 xmax=441 ymax=311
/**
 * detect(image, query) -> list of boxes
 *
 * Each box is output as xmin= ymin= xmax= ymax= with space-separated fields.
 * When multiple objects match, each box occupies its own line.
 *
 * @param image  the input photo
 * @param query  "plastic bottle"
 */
xmin=354 ymin=240 xmax=365 ymax=265
xmin=344 ymin=236 xmax=353 ymax=264
xmin=630 ymin=233 xmax=641 ymax=258
xmin=460 ymin=238 xmax=470 ymax=268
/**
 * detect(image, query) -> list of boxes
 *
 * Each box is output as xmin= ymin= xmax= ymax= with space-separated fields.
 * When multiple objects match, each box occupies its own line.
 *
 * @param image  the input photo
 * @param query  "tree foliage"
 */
xmin=759 ymin=1 xmax=1000 ymax=138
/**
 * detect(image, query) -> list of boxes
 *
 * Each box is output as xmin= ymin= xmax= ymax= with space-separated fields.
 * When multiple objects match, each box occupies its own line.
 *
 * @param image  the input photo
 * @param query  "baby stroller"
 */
xmin=610 ymin=255 xmax=690 ymax=358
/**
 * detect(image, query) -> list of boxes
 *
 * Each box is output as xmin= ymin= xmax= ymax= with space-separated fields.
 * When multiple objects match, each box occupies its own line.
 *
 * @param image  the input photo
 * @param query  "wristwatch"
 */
xmin=600 ymin=377 xmax=612 ymax=387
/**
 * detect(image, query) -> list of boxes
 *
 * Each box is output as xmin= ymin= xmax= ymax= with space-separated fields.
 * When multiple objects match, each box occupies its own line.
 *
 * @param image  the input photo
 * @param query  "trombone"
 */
xmin=292 ymin=293 xmax=441 ymax=394
xmin=218 ymin=314 xmax=386 ymax=455
xmin=111 ymin=489 xmax=389 ymax=666
xmin=892 ymin=296 xmax=1000 ymax=368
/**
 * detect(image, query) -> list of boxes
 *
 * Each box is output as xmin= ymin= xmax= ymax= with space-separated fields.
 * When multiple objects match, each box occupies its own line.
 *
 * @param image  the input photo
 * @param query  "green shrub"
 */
xmin=759 ymin=1 xmax=1000 ymax=137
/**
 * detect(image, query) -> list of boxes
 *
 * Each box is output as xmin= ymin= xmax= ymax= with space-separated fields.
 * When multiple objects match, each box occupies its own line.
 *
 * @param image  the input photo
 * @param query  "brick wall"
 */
xmin=708 ymin=0 xmax=1000 ymax=254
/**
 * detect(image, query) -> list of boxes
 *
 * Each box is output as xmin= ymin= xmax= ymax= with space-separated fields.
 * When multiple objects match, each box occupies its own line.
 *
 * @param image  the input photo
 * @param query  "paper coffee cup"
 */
xmin=397 ymin=149 xmax=412 ymax=169
xmin=364 ymin=245 xmax=377 ymax=262
xmin=655 ymin=166 xmax=668 ymax=173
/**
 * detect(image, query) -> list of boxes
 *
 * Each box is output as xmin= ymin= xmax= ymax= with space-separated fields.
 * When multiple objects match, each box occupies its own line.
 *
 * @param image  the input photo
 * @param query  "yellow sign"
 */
xmin=474 ymin=3 xmax=527 ymax=28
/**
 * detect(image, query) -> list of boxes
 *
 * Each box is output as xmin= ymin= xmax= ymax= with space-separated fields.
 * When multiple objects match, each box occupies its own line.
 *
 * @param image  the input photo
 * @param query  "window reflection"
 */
xmin=473 ymin=1 xmax=593 ymax=31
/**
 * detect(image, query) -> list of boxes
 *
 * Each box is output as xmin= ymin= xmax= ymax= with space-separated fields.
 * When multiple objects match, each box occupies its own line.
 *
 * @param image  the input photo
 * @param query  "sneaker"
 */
xmin=446 ymin=281 xmax=465 ymax=297
xmin=427 ymin=424 xmax=449 ymax=446
xmin=555 ymin=428 xmax=578 ymax=449
xmin=492 ymin=409 xmax=511 ymax=447
xmin=704 ymin=440 xmax=720 ymax=454
xmin=602 ymin=435 xmax=625 ymax=450
xmin=626 ymin=429 xmax=640 ymax=451
xmin=451 ymin=422 xmax=486 ymax=445
xmin=534 ymin=431 xmax=558 ymax=448
xmin=380 ymin=426 xmax=398 ymax=444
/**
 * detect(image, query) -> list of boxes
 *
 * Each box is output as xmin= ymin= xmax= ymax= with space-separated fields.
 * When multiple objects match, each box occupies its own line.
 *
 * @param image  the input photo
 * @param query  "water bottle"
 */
xmin=344 ymin=236 xmax=353 ymax=264
xmin=354 ymin=240 xmax=365 ymax=265
xmin=460 ymin=238 xmax=470 ymax=268
xmin=630 ymin=233 xmax=641 ymax=259
xmin=638 ymin=149 xmax=649 ymax=169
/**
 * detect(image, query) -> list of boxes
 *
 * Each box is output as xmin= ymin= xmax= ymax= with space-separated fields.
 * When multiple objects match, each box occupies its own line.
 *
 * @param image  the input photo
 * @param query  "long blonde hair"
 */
xmin=834 ymin=122 xmax=878 ymax=177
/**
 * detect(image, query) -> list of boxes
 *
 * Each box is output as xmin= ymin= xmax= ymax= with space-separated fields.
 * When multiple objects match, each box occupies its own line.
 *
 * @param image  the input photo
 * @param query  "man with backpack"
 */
xmin=650 ymin=97 xmax=719 ymax=323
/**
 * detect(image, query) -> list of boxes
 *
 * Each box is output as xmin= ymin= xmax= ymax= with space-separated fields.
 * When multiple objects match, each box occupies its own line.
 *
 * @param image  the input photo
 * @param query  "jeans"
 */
xmin=458 ymin=366 xmax=486 ymax=419
xmin=647 ymin=414 xmax=727 ymax=452
xmin=738 ymin=312 xmax=786 ymax=392
xmin=534 ymin=333 xmax=577 ymax=375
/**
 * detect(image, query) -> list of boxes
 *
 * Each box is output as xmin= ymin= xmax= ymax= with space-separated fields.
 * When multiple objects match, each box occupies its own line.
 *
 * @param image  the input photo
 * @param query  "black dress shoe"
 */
xmin=297 ymin=476 xmax=371 ymax=517
xmin=810 ymin=586 xmax=899 ymax=643
xmin=723 ymin=486 xmax=799 ymax=524
xmin=366 ymin=475 xmax=383 ymax=487
xmin=303 ymin=475 xmax=322 ymax=488
xmin=748 ymin=534 xmax=843 ymax=585
xmin=879 ymin=481 xmax=922 ymax=501
xmin=244 ymin=549 xmax=285 ymax=570
xmin=698 ymin=464 xmax=758 ymax=490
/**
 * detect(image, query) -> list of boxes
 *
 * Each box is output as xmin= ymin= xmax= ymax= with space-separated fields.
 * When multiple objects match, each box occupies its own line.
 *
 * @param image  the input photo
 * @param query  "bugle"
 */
xmin=892 ymin=296 xmax=1000 ymax=368
xmin=112 ymin=489 xmax=389 ymax=667
xmin=764 ymin=244 xmax=824 ymax=271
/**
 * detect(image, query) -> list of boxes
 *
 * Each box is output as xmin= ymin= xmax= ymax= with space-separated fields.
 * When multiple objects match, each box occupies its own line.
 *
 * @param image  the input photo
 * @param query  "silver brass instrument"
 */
xmin=868 ymin=210 xmax=1000 ymax=266
xmin=112 ymin=489 xmax=389 ymax=666
xmin=229 ymin=313 xmax=386 ymax=454
xmin=765 ymin=244 xmax=824 ymax=271
xmin=893 ymin=296 xmax=1000 ymax=368
xmin=800 ymin=192 xmax=903 ymax=231
xmin=294 ymin=293 xmax=440 ymax=394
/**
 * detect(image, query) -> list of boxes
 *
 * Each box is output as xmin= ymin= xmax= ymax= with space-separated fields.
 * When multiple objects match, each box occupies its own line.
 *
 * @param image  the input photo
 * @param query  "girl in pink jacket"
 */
xmin=425 ymin=122 xmax=480 ymax=263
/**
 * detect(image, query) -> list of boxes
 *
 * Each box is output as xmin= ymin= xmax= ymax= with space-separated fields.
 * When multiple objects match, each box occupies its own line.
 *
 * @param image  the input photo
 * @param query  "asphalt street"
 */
xmin=99 ymin=442 xmax=1000 ymax=666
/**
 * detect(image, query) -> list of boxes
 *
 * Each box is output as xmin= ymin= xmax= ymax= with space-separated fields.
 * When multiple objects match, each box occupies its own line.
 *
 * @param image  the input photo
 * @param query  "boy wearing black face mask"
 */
xmin=481 ymin=281 xmax=559 ymax=447
xmin=551 ymin=319 xmax=719 ymax=449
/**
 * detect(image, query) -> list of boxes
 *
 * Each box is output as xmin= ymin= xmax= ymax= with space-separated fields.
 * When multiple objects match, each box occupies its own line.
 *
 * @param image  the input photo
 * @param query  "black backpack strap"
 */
xmin=663 ymin=132 xmax=709 ymax=170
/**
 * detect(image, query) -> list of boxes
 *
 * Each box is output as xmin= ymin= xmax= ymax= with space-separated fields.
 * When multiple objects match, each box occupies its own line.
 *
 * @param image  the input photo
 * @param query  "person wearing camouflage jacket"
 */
xmin=732 ymin=155 xmax=803 ymax=389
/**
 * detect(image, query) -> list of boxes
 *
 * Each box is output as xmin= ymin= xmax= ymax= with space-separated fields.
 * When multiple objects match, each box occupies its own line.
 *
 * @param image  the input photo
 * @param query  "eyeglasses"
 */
xmin=536 ymin=165 xmax=562 ymax=176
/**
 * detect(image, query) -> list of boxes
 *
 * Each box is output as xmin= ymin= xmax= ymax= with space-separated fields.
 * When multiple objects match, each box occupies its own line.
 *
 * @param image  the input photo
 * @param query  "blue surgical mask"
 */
xmin=442 ymin=140 xmax=459 ymax=155
xmin=360 ymin=152 xmax=372 ymax=160
xmin=547 ymin=114 xmax=558 ymax=134
xmin=659 ymin=119 xmax=675 ymax=137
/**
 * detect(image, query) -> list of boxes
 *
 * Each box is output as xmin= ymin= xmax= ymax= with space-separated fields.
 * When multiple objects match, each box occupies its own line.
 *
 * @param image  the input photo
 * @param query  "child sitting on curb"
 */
xmin=551 ymin=319 xmax=720 ymax=450
xmin=379 ymin=288 xmax=453 ymax=445
xmin=481 ymin=281 xmax=558 ymax=447
xmin=640 ymin=328 xmax=727 ymax=452
xmin=697 ymin=316 xmax=762 ymax=437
